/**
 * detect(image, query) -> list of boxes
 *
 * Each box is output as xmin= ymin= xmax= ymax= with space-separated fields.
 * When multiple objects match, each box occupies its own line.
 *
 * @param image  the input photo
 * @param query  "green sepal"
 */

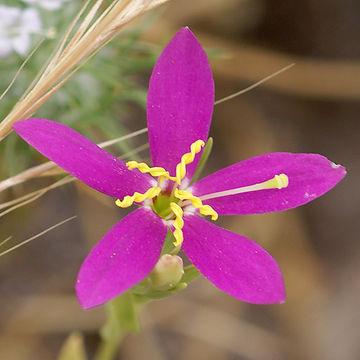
xmin=131 ymin=277 xmax=152 ymax=295
xmin=181 ymin=264 xmax=201 ymax=283
xmin=191 ymin=137 xmax=213 ymax=184
xmin=133 ymin=282 xmax=187 ymax=302
xmin=160 ymin=229 xmax=180 ymax=256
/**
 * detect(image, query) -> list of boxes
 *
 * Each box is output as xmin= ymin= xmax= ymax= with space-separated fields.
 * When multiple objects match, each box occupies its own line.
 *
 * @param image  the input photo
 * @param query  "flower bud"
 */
xmin=149 ymin=254 xmax=184 ymax=291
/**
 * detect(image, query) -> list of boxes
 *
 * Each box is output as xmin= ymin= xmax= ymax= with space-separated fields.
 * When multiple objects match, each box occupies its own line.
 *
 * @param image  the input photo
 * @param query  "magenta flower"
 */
xmin=13 ymin=28 xmax=346 ymax=310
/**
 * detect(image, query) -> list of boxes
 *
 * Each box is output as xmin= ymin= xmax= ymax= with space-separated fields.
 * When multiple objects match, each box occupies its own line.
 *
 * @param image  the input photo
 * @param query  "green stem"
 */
xmin=94 ymin=292 xmax=140 ymax=360
xmin=94 ymin=335 xmax=124 ymax=360
xmin=92 ymin=263 xmax=202 ymax=360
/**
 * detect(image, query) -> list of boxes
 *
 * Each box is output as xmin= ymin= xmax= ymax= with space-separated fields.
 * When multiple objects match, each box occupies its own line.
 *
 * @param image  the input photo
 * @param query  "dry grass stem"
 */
xmin=0 ymin=216 xmax=77 ymax=257
xmin=0 ymin=162 xmax=57 ymax=193
xmin=97 ymin=126 xmax=148 ymax=148
xmin=0 ymin=40 xmax=45 ymax=102
xmin=214 ymin=63 xmax=295 ymax=105
xmin=0 ymin=143 xmax=149 ymax=217
xmin=0 ymin=236 xmax=12 ymax=248
xmin=0 ymin=176 xmax=73 ymax=217
xmin=0 ymin=0 xmax=170 ymax=140
xmin=0 ymin=127 xmax=148 ymax=193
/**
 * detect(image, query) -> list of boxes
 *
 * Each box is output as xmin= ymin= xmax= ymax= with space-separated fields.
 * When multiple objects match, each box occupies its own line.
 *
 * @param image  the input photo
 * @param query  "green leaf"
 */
xmin=57 ymin=332 xmax=87 ymax=360
xmin=191 ymin=137 xmax=213 ymax=184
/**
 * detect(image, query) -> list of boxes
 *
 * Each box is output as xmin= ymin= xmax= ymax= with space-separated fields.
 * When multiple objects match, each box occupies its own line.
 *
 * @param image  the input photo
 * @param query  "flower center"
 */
xmin=115 ymin=140 xmax=217 ymax=247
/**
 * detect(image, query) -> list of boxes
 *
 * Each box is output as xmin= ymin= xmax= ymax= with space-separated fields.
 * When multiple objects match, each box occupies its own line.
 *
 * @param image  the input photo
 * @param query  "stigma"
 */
xmin=198 ymin=173 xmax=289 ymax=202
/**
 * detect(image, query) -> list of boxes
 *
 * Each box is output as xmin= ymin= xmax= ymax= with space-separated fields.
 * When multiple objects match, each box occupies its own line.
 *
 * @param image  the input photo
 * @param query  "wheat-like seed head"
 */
xmin=0 ymin=0 xmax=170 ymax=140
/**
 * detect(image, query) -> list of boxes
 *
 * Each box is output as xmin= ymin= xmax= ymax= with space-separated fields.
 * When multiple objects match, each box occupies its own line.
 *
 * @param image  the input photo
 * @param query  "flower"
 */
xmin=13 ymin=28 xmax=346 ymax=310
xmin=22 ymin=0 xmax=70 ymax=11
xmin=0 ymin=5 xmax=42 ymax=58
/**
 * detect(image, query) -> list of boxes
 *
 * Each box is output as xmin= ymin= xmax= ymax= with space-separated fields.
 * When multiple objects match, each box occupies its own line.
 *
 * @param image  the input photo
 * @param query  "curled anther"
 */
xmin=175 ymin=140 xmax=204 ymax=184
xmin=170 ymin=202 xmax=184 ymax=247
xmin=126 ymin=161 xmax=175 ymax=183
xmin=115 ymin=187 xmax=161 ymax=208
xmin=125 ymin=140 xmax=205 ymax=186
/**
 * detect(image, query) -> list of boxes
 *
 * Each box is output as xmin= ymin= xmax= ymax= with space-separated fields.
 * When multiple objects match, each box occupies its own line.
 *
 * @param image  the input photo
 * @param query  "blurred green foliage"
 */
xmin=0 ymin=0 xmax=161 ymax=177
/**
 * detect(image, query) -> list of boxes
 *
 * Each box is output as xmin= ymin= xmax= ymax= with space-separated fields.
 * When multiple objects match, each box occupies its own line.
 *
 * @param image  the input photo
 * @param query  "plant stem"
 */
xmin=94 ymin=334 xmax=124 ymax=360
xmin=94 ymin=292 xmax=140 ymax=360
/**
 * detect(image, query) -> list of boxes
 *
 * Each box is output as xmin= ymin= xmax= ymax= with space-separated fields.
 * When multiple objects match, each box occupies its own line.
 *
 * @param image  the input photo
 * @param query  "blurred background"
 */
xmin=0 ymin=0 xmax=358 ymax=359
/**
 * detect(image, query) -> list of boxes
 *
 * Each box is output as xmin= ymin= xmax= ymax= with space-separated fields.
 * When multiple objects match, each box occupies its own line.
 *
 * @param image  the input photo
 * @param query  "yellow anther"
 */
xmin=175 ymin=140 xmax=205 ymax=184
xmin=126 ymin=161 xmax=175 ymax=183
xmin=126 ymin=140 xmax=205 ymax=185
xmin=175 ymin=189 xmax=218 ymax=220
xmin=115 ymin=187 xmax=161 ymax=208
xmin=170 ymin=202 xmax=184 ymax=247
xmin=263 ymin=173 xmax=289 ymax=190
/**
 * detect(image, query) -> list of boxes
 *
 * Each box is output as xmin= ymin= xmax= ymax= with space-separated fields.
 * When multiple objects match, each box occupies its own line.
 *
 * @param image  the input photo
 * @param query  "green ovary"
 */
xmin=152 ymin=192 xmax=178 ymax=219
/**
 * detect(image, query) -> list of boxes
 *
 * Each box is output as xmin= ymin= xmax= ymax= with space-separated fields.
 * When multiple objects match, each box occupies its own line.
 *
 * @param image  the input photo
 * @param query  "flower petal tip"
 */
xmin=178 ymin=26 xmax=194 ymax=37
xmin=75 ymin=279 xmax=110 ymax=310
xmin=75 ymin=281 xmax=98 ymax=310
xmin=329 ymin=160 xmax=346 ymax=177
xmin=175 ymin=27 xmax=202 ymax=48
xmin=267 ymin=288 xmax=286 ymax=305
xmin=240 ymin=275 xmax=286 ymax=305
xmin=324 ymin=158 xmax=346 ymax=190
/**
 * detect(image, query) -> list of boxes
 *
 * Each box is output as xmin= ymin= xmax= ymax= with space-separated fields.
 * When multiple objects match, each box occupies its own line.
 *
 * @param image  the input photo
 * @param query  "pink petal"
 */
xmin=182 ymin=214 xmax=285 ymax=304
xmin=191 ymin=152 xmax=346 ymax=215
xmin=147 ymin=27 xmax=214 ymax=181
xmin=76 ymin=208 xmax=167 ymax=309
xmin=13 ymin=118 xmax=153 ymax=198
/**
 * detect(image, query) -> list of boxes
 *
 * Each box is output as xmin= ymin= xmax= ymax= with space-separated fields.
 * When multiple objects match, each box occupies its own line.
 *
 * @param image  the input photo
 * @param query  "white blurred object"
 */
xmin=22 ymin=0 xmax=70 ymax=11
xmin=0 ymin=5 xmax=42 ymax=57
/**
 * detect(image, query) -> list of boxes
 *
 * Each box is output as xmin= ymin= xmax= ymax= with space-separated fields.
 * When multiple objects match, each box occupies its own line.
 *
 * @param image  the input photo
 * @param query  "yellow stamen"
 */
xmin=170 ymin=202 xmax=184 ymax=247
xmin=175 ymin=140 xmax=204 ymax=184
xmin=126 ymin=161 xmax=175 ymax=183
xmin=125 ymin=140 xmax=205 ymax=185
xmin=174 ymin=189 xmax=218 ymax=220
xmin=115 ymin=187 xmax=161 ymax=208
